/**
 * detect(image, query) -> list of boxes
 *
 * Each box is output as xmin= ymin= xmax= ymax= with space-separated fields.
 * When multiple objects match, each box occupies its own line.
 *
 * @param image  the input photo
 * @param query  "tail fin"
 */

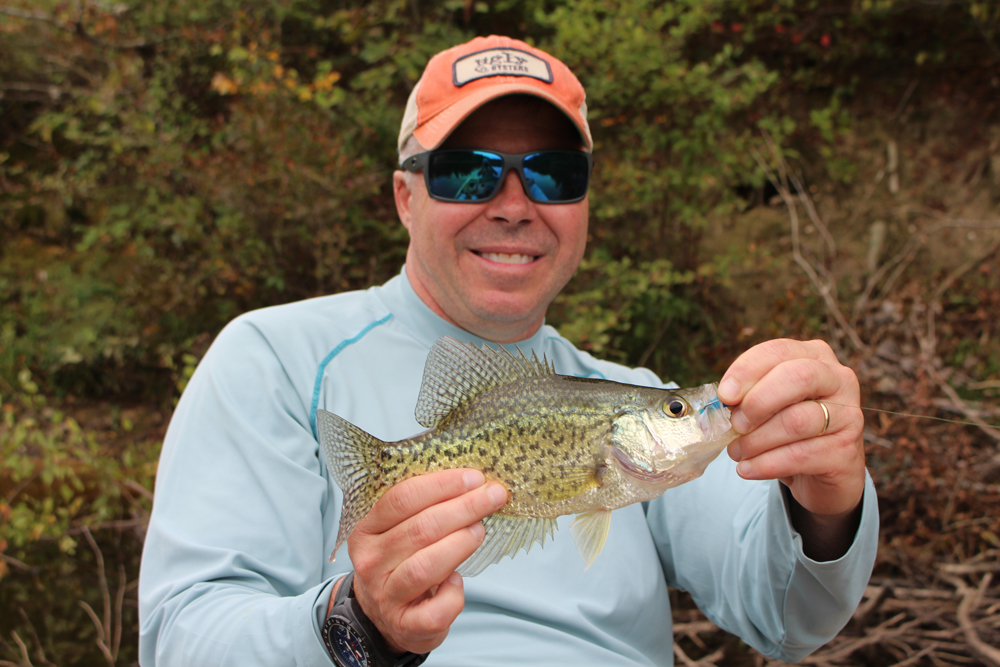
xmin=317 ymin=409 xmax=387 ymax=563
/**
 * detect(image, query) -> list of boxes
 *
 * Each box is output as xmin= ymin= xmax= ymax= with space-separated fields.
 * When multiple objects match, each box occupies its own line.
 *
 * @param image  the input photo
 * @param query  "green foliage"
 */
xmin=552 ymin=253 xmax=695 ymax=360
xmin=3 ymin=0 xmax=997 ymax=392
xmin=545 ymin=0 xmax=784 ymax=229
xmin=0 ymin=373 xmax=156 ymax=665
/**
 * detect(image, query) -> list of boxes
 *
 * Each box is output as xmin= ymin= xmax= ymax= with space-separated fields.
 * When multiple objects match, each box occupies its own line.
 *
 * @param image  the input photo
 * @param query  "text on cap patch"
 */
xmin=453 ymin=48 xmax=554 ymax=87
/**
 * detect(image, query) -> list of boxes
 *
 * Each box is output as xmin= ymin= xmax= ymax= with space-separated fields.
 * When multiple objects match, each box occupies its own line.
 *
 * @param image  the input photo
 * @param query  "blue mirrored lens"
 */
xmin=522 ymin=152 xmax=590 ymax=202
xmin=424 ymin=150 xmax=590 ymax=202
xmin=428 ymin=151 xmax=503 ymax=200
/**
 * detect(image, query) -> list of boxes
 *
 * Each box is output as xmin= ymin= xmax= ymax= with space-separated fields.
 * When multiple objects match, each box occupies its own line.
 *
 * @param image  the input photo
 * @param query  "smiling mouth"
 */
xmin=475 ymin=251 xmax=538 ymax=265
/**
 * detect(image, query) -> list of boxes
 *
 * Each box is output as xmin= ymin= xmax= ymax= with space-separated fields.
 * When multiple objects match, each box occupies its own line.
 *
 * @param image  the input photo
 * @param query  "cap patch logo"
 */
xmin=453 ymin=48 xmax=553 ymax=87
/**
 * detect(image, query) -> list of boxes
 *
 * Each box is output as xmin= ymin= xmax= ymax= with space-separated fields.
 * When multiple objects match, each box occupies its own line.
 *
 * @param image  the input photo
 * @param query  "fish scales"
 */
xmin=379 ymin=375 xmax=620 ymax=516
xmin=318 ymin=336 xmax=736 ymax=576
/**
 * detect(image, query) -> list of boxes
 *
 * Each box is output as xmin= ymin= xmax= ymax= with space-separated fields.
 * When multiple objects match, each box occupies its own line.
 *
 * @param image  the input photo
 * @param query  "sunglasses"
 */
xmin=401 ymin=149 xmax=593 ymax=204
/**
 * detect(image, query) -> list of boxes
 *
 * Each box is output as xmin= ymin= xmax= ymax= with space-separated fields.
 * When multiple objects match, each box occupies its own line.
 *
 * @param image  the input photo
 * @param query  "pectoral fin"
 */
xmin=570 ymin=509 xmax=612 ymax=570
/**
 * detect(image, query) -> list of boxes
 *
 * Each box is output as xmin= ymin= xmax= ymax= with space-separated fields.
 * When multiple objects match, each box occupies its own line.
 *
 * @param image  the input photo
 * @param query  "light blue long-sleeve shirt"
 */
xmin=139 ymin=268 xmax=878 ymax=666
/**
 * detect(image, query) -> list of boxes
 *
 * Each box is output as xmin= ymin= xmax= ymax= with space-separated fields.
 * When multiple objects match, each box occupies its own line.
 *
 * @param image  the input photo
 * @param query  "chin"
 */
xmin=470 ymin=295 xmax=545 ymax=326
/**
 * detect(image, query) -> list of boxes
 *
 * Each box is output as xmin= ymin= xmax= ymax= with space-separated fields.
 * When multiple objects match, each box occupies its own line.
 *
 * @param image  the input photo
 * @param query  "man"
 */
xmin=139 ymin=35 xmax=877 ymax=666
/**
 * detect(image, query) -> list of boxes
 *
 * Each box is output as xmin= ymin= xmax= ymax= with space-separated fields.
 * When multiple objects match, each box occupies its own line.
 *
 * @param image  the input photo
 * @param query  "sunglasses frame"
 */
xmin=401 ymin=149 xmax=594 ymax=204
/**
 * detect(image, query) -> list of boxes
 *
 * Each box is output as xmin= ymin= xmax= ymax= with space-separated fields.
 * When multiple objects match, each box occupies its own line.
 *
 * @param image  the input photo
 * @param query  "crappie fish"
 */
xmin=317 ymin=336 xmax=737 ymax=576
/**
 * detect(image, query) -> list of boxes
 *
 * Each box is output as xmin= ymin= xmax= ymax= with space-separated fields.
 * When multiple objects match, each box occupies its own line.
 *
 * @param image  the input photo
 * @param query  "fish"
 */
xmin=317 ymin=335 xmax=737 ymax=576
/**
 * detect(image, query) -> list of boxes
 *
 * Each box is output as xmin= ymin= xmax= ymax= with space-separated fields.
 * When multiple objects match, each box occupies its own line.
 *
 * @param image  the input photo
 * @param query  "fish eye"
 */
xmin=664 ymin=397 xmax=688 ymax=418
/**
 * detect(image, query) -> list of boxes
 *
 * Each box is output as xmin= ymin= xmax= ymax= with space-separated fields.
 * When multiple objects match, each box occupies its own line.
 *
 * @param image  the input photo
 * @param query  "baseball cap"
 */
xmin=398 ymin=35 xmax=593 ymax=154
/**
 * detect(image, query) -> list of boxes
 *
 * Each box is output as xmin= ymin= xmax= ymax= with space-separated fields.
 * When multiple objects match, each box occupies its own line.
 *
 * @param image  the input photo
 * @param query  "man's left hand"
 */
xmin=719 ymin=339 xmax=866 ymax=559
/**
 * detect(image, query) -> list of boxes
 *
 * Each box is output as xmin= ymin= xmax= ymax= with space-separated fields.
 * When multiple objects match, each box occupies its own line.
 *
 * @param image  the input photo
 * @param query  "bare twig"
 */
xmin=80 ymin=526 xmax=120 ymax=666
xmin=113 ymin=564 xmax=125 ymax=661
xmin=803 ymin=613 xmax=925 ymax=664
xmin=751 ymin=139 xmax=868 ymax=352
xmin=83 ymin=527 xmax=111 ymax=654
xmin=0 ymin=554 xmax=32 ymax=572
xmin=64 ymin=518 xmax=147 ymax=535
xmin=788 ymin=170 xmax=836 ymax=259
xmin=15 ymin=610 xmax=49 ymax=667
xmin=122 ymin=478 xmax=154 ymax=503
xmin=673 ymin=642 xmax=701 ymax=667
xmin=853 ymin=226 xmax=922 ymax=326
xmin=10 ymin=632 xmax=30 ymax=667
xmin=853 ymin=585 xmax=888 ymax=626
xmin=674 ymin=641 xmax=725 ymax=666
xmin=927 ymin=234 xmax=1000 ymax=359
xmin=888 ymin=643 xmax=938 ymax=666
xmin=855 ymin=217 xmax=1000 ymax=330
xmin=673 ymin=621 xmax=720 ymax=635
xmin=892 ymin=78 xmax=920 ymax=120
xmin=940 ymin=562 xmax=1000 ymax=576
xmin=0 ymin=83 xmax=71 ymax=100
xmin=926 ymin=365 xmax=1000 ymax=443
xmin=970 ymin=380 xmax=1000 ymax=390
xmin=940 ymin=573 xmax=1000 ymax=667
xmin=76 ymin=602 xmax=109 ymax=660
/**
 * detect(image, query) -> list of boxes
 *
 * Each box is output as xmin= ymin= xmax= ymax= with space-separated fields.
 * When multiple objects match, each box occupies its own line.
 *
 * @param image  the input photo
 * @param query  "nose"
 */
xmin=485 ymin=170 xmax=535 ymax=224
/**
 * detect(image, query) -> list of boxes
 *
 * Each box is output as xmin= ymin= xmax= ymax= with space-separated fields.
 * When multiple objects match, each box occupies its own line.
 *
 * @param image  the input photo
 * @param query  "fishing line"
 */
xmin=815 ymin=401 xmax=1000 ymax=430
xmin=718 ymin=399 xmax=1000 ymax=429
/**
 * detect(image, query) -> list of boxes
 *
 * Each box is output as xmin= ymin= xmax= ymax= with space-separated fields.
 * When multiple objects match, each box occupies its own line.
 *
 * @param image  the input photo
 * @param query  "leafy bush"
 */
xmin=0 ymin=372 xmax=156 ymax=665
xmin=4 ymin=0 xmax=997 ymax=392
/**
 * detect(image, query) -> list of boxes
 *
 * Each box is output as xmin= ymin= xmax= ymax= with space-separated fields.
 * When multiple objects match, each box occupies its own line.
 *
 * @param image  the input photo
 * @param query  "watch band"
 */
xmin=322 ymin=572 xmax=429 ymax=667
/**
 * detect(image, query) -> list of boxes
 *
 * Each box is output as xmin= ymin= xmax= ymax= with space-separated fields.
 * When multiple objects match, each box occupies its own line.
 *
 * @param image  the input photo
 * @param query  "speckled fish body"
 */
xmin=318 ymin=336 xmax=736 ymax=576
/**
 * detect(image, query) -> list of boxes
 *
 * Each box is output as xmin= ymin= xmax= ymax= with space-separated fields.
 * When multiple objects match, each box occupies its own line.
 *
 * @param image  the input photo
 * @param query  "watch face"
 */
xmin=329 ymin=618 xmax=368 ymax=667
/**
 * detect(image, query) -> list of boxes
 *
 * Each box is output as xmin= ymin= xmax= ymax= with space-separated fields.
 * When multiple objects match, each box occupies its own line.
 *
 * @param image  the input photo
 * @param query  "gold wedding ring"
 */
xmin=816 ymin=400 xmax=830 ymax=436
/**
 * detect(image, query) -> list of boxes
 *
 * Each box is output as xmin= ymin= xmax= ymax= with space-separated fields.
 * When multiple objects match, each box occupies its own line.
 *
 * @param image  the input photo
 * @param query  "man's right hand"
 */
xmin=340 ymin=468 xmax=508 ymax=655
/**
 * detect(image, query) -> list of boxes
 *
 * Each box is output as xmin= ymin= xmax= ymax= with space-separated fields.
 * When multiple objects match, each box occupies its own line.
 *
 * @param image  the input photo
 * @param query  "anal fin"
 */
xmin=570 ymin=509 xmax=612 ymax=570
xmin=457 ymin=514 xmax=558 ymax=577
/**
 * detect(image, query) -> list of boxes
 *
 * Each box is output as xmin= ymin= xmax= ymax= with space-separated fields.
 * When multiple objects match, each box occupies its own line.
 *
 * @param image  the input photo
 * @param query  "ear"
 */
xmin=393 ymin=171 xmax=414 ymax=232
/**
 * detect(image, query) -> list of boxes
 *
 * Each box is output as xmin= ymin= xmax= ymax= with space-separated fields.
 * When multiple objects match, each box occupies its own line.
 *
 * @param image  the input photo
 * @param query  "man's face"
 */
xmin=393 ymin=98 xmax=589 ymax=343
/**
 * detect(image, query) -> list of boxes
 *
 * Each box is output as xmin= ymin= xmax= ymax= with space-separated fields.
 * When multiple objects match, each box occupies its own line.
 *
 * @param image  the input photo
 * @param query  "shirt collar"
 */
xmin=376 ymin=266 xmax=550 ymax=356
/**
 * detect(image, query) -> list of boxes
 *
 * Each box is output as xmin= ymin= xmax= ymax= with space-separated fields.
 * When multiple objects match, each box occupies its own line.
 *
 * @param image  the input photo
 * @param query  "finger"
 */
xmin=396 ymin=572 xmax=466 ymax=654
xmin=719 ymin=339 xmax=838 ymax=405
xmin=735 ymin=438 xmax=866 ymax=515
xmin=367 ymin=482 xmax=507 ymax=570
xmin=386 ymin=520 xmax=487 ymax=603
xmin=735 ymin=425 xmax=863 ymax=483
xmin=730 ymin=358 xmax=845 ymax=434
xmin=361 ymin=468 xmax=487 ymax=534
xmin=732 ymin=400 xmax=842 ymax=460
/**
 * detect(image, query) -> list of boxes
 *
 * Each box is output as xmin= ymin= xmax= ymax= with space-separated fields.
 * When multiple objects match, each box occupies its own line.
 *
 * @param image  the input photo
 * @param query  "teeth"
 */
xmin=480 ymin=252 xmax=535 ymax=264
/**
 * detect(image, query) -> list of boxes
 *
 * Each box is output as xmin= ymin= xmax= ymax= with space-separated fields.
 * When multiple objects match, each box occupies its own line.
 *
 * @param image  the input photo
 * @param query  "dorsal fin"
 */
xmin=414 ymin=336 xmax=554 ymax=429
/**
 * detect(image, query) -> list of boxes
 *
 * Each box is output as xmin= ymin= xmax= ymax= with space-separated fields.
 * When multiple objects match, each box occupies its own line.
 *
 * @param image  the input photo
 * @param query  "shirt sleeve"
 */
xmin=646 ymin=455 xmax=879 ymax=662
xmin=138 ymin=318 xmax=339 ymax=666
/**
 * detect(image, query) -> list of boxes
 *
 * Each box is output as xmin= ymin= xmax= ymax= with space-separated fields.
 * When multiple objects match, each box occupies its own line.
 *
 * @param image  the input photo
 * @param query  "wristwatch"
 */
xmin=321 ymin=572 xmax=429 ymax=667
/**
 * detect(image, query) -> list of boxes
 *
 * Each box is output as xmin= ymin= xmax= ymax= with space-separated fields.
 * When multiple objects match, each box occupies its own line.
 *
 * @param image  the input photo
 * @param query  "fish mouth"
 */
xmin=697 ymin=396 xmax=735 ymax=443
xmin=610 ymin=446 xmax=680 ymax=485
xmin=474 ymin=251 xmax=539 ymax=265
